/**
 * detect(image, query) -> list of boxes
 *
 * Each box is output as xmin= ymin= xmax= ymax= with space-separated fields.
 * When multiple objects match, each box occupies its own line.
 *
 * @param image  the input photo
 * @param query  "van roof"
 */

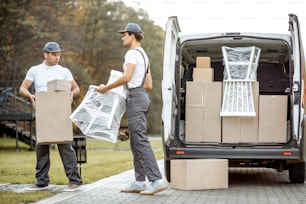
xmin=179 ymin=32 xmax=291 ymax=44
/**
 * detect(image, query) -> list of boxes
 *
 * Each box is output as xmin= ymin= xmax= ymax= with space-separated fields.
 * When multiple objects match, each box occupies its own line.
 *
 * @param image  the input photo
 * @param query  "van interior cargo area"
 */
xmin=179 ymin=35 xmax=292 ymax=146
xmin=181 ymin=36 xmax=291 ymax=93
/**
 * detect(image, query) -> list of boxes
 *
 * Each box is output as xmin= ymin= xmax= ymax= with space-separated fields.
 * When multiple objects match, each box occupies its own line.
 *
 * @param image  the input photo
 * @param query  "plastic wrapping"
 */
xmin=107 ymin=70 xmax=128 ymax=99
xmin=220 ymin=46 xmax=261 ymax=117
xmin=70 ymin=70 xmax=127 ymax=143
xmin=222 ymin=46 xmax=261 ymax=81
xmin=70 ymin=85 xmax=126 ymax=143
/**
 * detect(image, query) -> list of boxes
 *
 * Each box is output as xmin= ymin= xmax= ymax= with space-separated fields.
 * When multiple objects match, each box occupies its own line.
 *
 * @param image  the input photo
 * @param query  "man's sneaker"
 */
xmin=121 ymin=181 xmax=146 ymax=193
xmin=140 ymin=179 xmax=168 ymax=195
xmin=63 ymin=184 xmax=81 ymax=192
xmin=25 ymin=184 xmax=49 ymax=191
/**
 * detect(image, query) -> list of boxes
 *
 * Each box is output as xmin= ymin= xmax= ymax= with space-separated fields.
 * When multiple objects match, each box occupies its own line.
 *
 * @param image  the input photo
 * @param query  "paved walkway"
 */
xmin=31 ymin=160 xmax=306 ymax=204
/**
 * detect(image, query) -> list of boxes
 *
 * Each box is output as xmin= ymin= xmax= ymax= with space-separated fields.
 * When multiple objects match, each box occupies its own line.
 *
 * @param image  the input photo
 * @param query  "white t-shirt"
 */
xmin=25 ymin=61 xmax=73 ymax=92
xmin=123 ymin=47 xmax=149 ymax=89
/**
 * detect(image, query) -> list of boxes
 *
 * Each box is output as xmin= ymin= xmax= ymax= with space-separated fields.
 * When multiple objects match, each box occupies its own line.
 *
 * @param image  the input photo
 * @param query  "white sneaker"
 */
xmin=140 ymin=179 xmax=168 ymax=195
xmin=25 ymin=184 xmax=49 ymax=191
xmin=63 ymin=184 xmax=81 ymax=192
xmin=121 ymin=181 xmax=146 ymax=193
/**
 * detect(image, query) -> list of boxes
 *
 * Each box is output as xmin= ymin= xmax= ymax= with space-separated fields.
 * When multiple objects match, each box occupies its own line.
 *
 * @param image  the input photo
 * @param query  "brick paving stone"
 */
xmin=31 ymin=160 xmax=306 ymax=204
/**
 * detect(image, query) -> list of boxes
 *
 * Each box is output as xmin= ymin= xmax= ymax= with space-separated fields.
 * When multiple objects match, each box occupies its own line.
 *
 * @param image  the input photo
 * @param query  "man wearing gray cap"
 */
xmin=96 ymin=23 xmax=168 ymax=195
xmin=19 ymin=42 xmax=82 ymax=192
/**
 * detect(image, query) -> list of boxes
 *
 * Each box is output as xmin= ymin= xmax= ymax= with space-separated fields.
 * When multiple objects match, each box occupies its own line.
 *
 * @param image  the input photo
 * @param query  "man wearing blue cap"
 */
xmin=96 ymin=23 xmax=168 ymax=195
xmin=19 ymin=42 xmax=82 ymax=192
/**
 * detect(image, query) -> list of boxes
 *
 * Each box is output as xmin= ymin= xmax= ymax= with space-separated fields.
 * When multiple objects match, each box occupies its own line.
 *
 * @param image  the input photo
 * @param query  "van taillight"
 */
xmin=283 ymin=151 xmax=293 ymax=156
xmin=176 ymin=150 xmax=185 ymax=155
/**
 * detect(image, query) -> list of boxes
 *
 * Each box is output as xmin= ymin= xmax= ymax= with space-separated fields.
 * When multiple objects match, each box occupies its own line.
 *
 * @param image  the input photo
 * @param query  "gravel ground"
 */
xmin=0 ymin=183 xmax=66 ymax=193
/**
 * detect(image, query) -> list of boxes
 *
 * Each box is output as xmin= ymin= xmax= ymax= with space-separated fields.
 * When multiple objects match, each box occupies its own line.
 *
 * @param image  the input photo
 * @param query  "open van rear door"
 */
xmin=161 ymin=16 xmax=180 ymax=142
xmin=289 ymin=14 xmax=304 ymax=144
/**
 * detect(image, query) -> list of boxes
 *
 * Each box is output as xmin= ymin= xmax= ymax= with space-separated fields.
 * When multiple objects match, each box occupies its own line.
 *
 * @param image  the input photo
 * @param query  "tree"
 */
xmin=0 ymin=0 xmax=165 ymax=134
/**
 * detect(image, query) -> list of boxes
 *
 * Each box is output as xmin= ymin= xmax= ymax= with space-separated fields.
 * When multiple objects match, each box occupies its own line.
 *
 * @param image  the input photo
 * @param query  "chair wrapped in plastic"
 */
xmin=70 ymin=70 xmax=127 ymax=143
xmin=220 ymin=46 xmax=261 ymax=117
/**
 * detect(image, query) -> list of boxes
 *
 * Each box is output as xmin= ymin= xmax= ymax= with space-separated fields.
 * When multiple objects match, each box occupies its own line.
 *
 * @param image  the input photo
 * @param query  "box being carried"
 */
xmin=36 ymin=91 xmax=73 ymax=144
xmin=47 ymin=79 xmax=71 ymax=91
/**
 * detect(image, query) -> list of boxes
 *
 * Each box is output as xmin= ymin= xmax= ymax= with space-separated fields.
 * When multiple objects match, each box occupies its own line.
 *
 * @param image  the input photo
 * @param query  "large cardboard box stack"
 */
xmin=35 ymin=79 xmax=73 ymax=144
xmin=222 ymin=82 xmax=259 ymax=143
xmin=185 ymin=81 xmax=222 ymax=142
xmin=170 ymin=159 xmax=228 ymax=190
xmin=258 ymin=95 xmax=288 ymax=143
xmin=193 ymin=57 xmax=214 ymax=82
xmin=185 ymin=57 xmax=222 ymax=142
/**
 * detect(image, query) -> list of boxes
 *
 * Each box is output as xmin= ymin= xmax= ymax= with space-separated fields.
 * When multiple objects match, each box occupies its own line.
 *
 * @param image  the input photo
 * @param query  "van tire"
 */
xmin=289 ymin=162 xmax=305 ymax=183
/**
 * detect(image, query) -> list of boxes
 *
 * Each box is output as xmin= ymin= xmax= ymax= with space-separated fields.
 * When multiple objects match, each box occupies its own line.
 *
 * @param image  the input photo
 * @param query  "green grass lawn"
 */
xmin=0 ymin=136 xmax=164 ymax=204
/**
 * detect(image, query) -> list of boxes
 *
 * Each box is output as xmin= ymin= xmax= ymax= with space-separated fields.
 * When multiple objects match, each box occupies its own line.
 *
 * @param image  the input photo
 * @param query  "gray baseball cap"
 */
xmin=118 ymin=23 xmax=143 ymax=34
xmin=43 ymin=42 xmax=63 ymax=52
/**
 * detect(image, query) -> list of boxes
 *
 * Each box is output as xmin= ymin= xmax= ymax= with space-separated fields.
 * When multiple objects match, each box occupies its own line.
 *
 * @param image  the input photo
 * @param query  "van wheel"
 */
xmin=164 ymin=160 xmax=171 ymax=182
xmin=289 ymin=162 xmax=305 ymax=183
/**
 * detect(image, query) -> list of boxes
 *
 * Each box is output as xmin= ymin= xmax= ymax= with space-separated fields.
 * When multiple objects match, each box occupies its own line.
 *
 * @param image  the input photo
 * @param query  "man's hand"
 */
xmin=96 ymin=84 xmax=108 ymax=93
xmin=70 ymin=92 xmax=74 ymax=103
xmin=29 ymin=94 xmax=36 ymax=109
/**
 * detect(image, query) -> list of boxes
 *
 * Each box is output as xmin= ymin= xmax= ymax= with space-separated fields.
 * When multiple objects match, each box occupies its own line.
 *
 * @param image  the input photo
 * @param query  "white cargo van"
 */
xmin=161 ymin=14 xmax=306 ymax=183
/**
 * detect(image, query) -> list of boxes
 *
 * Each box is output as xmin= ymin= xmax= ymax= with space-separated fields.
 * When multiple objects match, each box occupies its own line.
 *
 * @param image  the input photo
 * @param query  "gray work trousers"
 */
xmin=126 ymin=87 xmax=162 ymax=182
xmin=35 ymin=143 xmax=82 ymax=186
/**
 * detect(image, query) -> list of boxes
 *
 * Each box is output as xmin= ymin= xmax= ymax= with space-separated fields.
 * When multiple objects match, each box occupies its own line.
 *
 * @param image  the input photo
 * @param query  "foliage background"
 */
xmin=0 ymin=0 xmax=165 ymax=134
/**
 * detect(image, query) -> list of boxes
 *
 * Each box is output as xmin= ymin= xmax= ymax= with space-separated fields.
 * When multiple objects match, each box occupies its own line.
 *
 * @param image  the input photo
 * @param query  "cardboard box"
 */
xmin=196 ymin=57 xmax=211 ymax=68
xmin=35 ymin=91 xmax=73 ymax=144
xmin=258 ymin=95 xmax=288 ymax=143
xmin=47 ymin=79 xmax=71 ymax=91
xmin=170 ymin=159 xmax=228 ymax=190
xmin=222 ymin=82 xmax=259 ymax=143
xmin=185 ymin=82 xmax=222 ymax=142
xmin=193 ymin=68 xmax=214 ymax=82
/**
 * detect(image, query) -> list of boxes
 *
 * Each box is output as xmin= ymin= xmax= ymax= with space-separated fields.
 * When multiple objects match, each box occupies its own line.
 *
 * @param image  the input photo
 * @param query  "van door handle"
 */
xmin=293 ymin=82 xmax=299 ymax=92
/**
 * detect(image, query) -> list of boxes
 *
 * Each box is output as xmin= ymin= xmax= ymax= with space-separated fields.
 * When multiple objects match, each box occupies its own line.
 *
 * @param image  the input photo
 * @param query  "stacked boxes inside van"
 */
xmin=185 ymin=57 xmax=222 ymax=143
xmin=258 ymin=95 xmax=287 ymax=142
xmin=185 ymin=54 xmax=288 ymax=144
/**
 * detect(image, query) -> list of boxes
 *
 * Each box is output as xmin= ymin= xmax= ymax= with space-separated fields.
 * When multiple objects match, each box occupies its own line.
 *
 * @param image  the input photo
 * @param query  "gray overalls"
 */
xmin=126 ymin=49 xmax=162 ymax=182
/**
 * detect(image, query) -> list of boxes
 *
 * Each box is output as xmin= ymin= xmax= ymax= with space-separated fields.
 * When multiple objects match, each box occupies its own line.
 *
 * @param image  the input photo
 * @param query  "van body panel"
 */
xmin=289 ymin=14 xmax=304 ymax=145
xmin=162 ymin=16 xmax=180 ymax=143
xmin=168 ymin=147 xmax=300 ymax=160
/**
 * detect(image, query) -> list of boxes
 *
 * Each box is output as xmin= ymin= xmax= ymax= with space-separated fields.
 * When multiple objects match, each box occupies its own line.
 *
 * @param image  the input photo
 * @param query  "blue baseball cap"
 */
xmin=118 ymin=23 xmax=143 ymax=34
xmin=43 ymin=42 xmax=63 ymax=52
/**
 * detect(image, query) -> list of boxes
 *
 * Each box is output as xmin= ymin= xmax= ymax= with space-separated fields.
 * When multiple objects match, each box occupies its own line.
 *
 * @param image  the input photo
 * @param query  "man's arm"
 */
xmin=19 ymin=79 xmax=36 ymax=108
xmin=71 ymin=79 xmax=80 ymax=99
xmin=96 ymin=63 xmax=135 ymax=93
xmin=19 ymin=79 xmax=34 ymax=99
xmin=143 ymin=72 xmax=152 ymax=91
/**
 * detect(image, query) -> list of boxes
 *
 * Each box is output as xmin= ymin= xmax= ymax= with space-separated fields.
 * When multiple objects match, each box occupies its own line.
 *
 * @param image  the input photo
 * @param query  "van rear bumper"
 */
xmin=168 ymin=146 xmax=301 ymax=160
